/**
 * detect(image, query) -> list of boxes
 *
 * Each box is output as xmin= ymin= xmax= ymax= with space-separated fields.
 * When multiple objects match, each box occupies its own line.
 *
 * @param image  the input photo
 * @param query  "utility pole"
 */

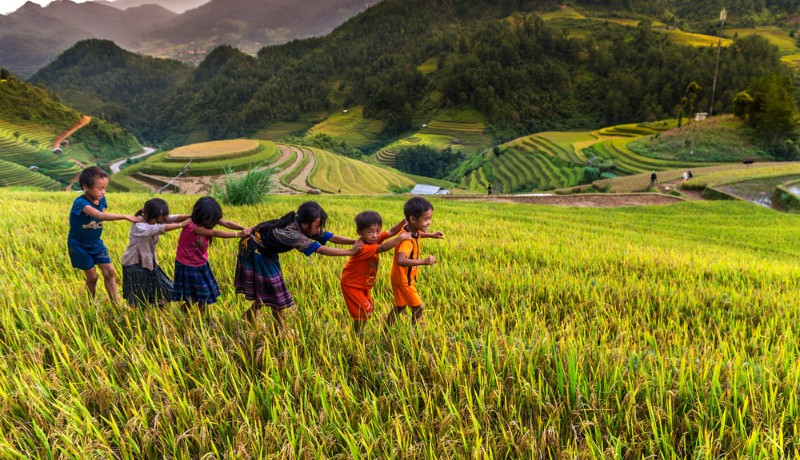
xmin=710 ymin=8 xmax=727 ymax=116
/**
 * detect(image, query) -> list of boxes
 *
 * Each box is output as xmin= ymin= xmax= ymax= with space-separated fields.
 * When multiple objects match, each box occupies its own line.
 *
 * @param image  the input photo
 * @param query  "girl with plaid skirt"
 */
xmin=173 ymin=197 xmax=251 ymax=316
xmin=121 ymin=198 xmax=189 ymax=307
xmin=235 ymin=201 xmax=362 ymax=331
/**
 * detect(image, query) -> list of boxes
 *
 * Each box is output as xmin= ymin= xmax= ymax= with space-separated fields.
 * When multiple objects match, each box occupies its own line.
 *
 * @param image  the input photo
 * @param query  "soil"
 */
xmin=288 ymin=147 xmax=316 ymax=191
xmin=443 ymin=193 xmax=686 ymax=207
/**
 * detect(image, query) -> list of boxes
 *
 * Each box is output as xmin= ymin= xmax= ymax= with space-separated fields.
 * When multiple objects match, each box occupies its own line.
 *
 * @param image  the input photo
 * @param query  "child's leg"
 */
xmin=411 ymin=304 xmax=426 ymax=326
xmin=97 ymin=263 xmax=120 ymax=306
xmin=353 ymin=320 xmax=364 ymax=336
xmin=271 ymin=308 xmax=285 ymax=333
xmin=242 ymin=300 xmax=262 ymax=322
xmin=384 ymin=305 xmax=406 ymax=328
xmin=83 ymin=267 xmax=99 ymax=298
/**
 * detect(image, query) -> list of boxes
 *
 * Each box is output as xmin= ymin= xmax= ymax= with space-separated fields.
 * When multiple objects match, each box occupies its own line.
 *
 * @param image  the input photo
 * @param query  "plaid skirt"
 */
xmin=172 ymin=261 xmax=220 ymax=305
xmin=234 ymin=249 xmax=293 ymax=310
xmin=122 ymin=263 xmax=173 ymax=307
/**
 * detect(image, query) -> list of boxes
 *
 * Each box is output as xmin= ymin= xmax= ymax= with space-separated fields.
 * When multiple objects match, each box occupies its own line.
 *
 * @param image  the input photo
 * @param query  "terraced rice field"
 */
xmin=253 ymin=121 xmax=311 ymax=141
xmin=727 ymin=27 xmax=799 ymax=53
xmin=0 ymin=158 xmax=63 ymax=189
xmin=588 ymin=137 xmax=715 ymax=175
xmin=0 ymin=121 xmax=81 ymax=185
xmin=307 ymin=107 xmax=386 ymax=148
xmin=167 ymin=139 xmax=261 ymax=160
xmin=375 ymin=120 xmax=491 ymax=167
xmin=308 ymin=147 xmax=414 ymax=194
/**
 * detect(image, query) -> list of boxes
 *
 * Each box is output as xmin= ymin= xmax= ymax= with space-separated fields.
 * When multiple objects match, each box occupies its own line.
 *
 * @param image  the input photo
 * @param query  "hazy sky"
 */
xmin=1 ymin=0 xmax=92 ymax=15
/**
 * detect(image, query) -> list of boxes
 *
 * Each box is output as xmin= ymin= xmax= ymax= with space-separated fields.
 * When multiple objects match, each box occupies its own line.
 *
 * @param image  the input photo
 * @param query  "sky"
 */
xmin=1 ymin=0 xmax=92 ymax=15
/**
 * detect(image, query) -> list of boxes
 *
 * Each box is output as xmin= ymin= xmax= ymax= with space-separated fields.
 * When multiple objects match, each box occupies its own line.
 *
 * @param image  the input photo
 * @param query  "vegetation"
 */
xmin=212 ymin=167 xmax=274 ymax=206
xmin=306 ymin=147 xmax=415 ymax=194
xmin=2 ymin=191 xmax=800 ymax=457
xmin=167 ymin=139 xmax=261 ymax=160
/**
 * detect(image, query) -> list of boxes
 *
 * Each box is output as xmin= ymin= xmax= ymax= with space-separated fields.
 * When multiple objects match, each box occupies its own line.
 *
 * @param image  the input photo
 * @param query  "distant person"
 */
xmin=487 ymin=183 xmax=493 ymax=195
xmin=649 ymin=171 xmax=658 ymax=188
xmin=687 ymin=170 xmax=693 ymax=179
xmin=682 ymin=171 xmax=689 ymax=181
xmin=385 ymin=197 xmax=445 ymax=330
xmin=340 ymin=212 xmax=409 ymax=335
xmin=236 ymin=201 xmax=362 ymax=332
xmin=68 ymin=166 xmax=141 ymax=306
xmin=121 ymin=198 xmax=189 ymax=308
xmin=172 ymin=197 xmax=250 ymax=317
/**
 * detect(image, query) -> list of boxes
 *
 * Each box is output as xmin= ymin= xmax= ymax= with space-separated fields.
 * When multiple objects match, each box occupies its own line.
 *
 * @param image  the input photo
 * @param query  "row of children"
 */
xmin=67 ymin=167 xmax=443 ymax=332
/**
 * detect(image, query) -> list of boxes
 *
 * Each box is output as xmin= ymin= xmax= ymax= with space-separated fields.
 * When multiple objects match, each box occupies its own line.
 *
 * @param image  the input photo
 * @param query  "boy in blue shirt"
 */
xmin=68 ymin=166 xmax=140 ymax=306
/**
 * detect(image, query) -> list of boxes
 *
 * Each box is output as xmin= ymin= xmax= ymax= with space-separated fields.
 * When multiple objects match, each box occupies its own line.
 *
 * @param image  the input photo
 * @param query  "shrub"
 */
xmin=213 ymin=167 xmax=274 ymax=206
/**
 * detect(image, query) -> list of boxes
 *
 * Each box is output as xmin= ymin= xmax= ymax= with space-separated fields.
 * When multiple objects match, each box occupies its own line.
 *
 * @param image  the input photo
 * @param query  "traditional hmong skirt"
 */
xmin=172 ymin=261 xmax=220 ymax=305
xmin=234 ymin=250 xmax=294 ymax=310
xmin=122 ymin=263 xmax=173 ymax=307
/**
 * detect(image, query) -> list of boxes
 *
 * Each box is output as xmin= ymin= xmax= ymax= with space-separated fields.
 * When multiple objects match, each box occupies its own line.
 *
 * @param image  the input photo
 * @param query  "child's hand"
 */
xmin=424 ymin=255 xmax=437 ymax=265
xmin=350 ymin=239 xmax=364 ymax=254
xmin=126 ymin=215 xmax=143 ymax=223
xmin=399 ymin=232 xmax=413 ymax=241
xmin=238 ymin=228 xmax=252 ymax=238
xmin=430 ymin=231 xmax=444 ymax=239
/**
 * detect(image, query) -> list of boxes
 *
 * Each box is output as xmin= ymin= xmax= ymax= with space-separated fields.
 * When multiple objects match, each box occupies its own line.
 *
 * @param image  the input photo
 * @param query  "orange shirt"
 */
xmin=391 ymin=227 xmax=420 ymax=287
xmin=340 ymin=232 xmax=389 ymax=289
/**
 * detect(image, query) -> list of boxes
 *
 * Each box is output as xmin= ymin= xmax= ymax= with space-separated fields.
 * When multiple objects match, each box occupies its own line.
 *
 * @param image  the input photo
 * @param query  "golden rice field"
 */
xmin=2 ymin=191 xmax=800 ymax=457
xmin=167 ymin=139 xmax=261 ymax=160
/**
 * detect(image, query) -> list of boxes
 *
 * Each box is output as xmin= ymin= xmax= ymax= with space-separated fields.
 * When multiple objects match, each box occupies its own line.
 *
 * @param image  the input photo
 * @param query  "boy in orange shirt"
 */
xmin=340 ymin=211 xmax=409 ymax=335
xmin=385 ymin=197 xmax=444 ymax=329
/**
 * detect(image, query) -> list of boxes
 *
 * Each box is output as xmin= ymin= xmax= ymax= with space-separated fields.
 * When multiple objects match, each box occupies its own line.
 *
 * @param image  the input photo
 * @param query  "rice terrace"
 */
xmin=2 ymin=0 xmax=800 ymax=457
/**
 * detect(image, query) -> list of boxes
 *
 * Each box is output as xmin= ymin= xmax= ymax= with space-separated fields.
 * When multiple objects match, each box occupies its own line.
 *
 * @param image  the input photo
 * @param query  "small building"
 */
xmin=452 ymin=139 xmax=462 ymax=145
xmin=694 ymin=112 xmax=708 ymax=122
xmin=60 ymin=139 xmax=69 ymax=146
xmin=29 ymin=165 xmax=39 ymax=171
xmin=422 ymin=123 xmax=428 ymax=128
xmin=410 ymin=184 xmax=449 ymax=195
xmin=52 ymin=148 xmax=63 ymax=154
xmin=342 ymin=109 xmax=349 ymax=114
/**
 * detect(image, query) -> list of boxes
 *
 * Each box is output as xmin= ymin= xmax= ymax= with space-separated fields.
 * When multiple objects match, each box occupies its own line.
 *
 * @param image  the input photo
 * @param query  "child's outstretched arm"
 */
xmin=193 ymin=226 xmax=251 ymax=239
xmin=420 ymin=230 xmax=445 ymax=239
xmin=385 ymin=219 xmax=406 ymax=237
xmin=327 ymin=234 xmax=358 ymax=245
xmin=218 ymin=219 xmax=246 ymax=230
xmin=163 ymin=218 xmax=191 ymax=232
xmin=170 ymin=214 xmax=191 ymax=222
xmin=82 ymin=206 xmax=141 ymax=223
xmin=396 ymin=251 xmax=436 ymax=267
xmin=316 ymin=240 xmax=363 ymax=256
xmin=376 ymin=232 xmax=412 ymax=254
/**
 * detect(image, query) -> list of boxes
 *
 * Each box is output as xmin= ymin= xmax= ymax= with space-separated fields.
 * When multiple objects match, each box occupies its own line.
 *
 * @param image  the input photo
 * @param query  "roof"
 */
xmin=410 ymin=184 xmax=449 ymax=195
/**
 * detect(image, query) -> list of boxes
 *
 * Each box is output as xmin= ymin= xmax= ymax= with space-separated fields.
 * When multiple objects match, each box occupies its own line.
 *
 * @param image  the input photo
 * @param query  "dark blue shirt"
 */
xmin=68 ymin=195 xmax=107 ymax=245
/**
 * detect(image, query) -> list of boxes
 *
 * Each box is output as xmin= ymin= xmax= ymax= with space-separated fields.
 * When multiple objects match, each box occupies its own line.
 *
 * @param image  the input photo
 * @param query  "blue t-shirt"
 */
xmin=68 ymin=195 xmax=108 ymax=245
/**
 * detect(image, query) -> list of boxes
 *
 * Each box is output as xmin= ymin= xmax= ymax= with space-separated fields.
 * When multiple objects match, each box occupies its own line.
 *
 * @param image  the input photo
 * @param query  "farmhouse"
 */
xmin=410 ymin=184 xmax=449 ymax=195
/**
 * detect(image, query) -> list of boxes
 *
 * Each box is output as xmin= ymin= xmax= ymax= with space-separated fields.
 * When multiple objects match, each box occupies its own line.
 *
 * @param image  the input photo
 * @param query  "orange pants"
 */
xmin=341 ymin=285 xmax=374 ymax=320
xmin=392 ymin=283 xmax=422 ymax=308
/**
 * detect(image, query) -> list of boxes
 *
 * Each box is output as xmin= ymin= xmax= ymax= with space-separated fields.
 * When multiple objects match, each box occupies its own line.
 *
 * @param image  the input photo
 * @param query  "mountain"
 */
xmin=99 ymin=0 xmax=211 ymax=14
xmin=0 ymin=0 xmax=176 ymax=77
xmin=30 ymin=39 xmax=192 ymax=141
xmin=32 ymin=0 xmax=795 ymax=146
xmin=145 ymin=0 xmax=379 ymax=55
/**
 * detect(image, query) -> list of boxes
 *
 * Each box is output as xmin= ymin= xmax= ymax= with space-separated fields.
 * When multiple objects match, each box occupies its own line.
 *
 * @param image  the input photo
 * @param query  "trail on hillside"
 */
xmin=444 ymin=193 xmax=685 ymax=207
xmin=59 ymin=116 xmax=92 ymax=191
xmin=63 ymin=158 xmax=89 ymax=191
xmin=288 ymin=147 xmax=316 ymax=192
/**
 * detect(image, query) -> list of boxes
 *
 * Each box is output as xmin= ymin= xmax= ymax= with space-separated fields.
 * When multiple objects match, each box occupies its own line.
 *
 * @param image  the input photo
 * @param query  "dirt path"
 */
xmin=288 ymin=146 xmax=316 ymax=192
xmin=444 ymin=193 xmax=686 ymax=207
xmin=54 ymin=115 xmax=91 ymax=149
xmin=63 ymin=158 xmax=89 ymax=191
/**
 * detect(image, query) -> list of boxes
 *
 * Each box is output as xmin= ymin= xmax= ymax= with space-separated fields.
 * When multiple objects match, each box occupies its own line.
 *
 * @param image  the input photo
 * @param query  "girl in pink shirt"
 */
xmin=172 ymin=197 xmax=250 ymax=316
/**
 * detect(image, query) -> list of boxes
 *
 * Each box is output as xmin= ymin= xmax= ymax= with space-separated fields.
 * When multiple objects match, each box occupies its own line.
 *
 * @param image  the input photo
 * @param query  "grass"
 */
xmin=306 ymin=107 xmax=386 ymax=149
xmin=1 ymin=191 xmax=800 ymax=457
xmin=682 ymin=163 xmax=800 ymax=190
xmin=167 ymin=139 xmax=261 ymax=160
xmin=727 ymin=27 xmax=799 ymax=54
xmin=123 ymin=141 xmax=279 ymax=177
xmin=307 ymin=147 xmax=414 ymax=194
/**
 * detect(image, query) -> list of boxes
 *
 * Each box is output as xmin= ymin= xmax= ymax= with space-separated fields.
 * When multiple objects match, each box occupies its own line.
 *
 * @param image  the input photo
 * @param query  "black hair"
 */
xmin=355 ymin=211 xmax=382 ymax=232
xmin=191 ymin=196 xmax=222 ymax=228
xmin=79 ymin=166 xmax=109 ymax=189
xmin=403 ymin=196 xmax=433 ymax=220
xmin=296 ymin=201 xmax=328 ymax=232
xmin=136 ymin=197 xmax=170 ymax=219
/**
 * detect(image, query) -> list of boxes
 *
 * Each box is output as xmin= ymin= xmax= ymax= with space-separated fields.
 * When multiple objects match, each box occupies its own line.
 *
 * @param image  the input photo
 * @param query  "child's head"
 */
xmin=79 ymin=166 xmax=110 ymax=201
xmin=354 ymin=210 xmax=383 ymax=244
xmin=191 ymin=197 xmax=222 ymax=229
xmin=137 ymin=198 xmax=170 ymax=223
xmin=403 ymin=197 xmax=434 ymax=233
xmin=296 ymin=201 xmax=328 ymax=236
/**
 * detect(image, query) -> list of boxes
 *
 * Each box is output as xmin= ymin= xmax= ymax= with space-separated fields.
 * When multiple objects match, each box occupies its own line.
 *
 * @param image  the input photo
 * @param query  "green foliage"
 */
xmin=290 ymin=133 xmax=363 ymax=159
xmin=212 ymin=167 xmax=274 ymax=205
xmin=70 ymin=119 xmax=141 ymax=159
xmin=734 ymin=73 xmax=799 ymax=158
xmin=394 ymin=145 xmax=465 ymax=180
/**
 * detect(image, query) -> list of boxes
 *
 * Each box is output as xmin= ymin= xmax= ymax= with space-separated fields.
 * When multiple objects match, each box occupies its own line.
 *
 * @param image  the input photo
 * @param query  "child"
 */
xmin=340 ymin=212 xmax=409 ymax=335
xmin=121 ymin=198 xmax=190 ymax=308
xmin=68 ymin=166 xmax=140 ymax=306
xmin=173 ymin=196 xmax=250 ymax=316
xmin=235 ymin=201 xmax=362 ymax=331
xmin=385 ymin=197 xmax=444 ymax=329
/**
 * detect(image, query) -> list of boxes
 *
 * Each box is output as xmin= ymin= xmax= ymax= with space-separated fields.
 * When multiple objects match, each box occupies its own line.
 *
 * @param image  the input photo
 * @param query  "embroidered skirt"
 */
xmin=172 ymin=261 xmax=220 ymax=305
xmin=234 ymin=250 xmax=293 ymax=310
xmin=122 ymin=263 xmax=173 ymax=307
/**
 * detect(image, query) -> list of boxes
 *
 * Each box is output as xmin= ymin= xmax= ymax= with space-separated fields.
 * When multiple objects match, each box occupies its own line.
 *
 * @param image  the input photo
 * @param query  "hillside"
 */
xmin=2 ymin=190 xmax=800 ymax=456
xmin=102 ymin=0 xmax=211 ymax=14
xmin=0 ymin=70 xmax=141 ymax=188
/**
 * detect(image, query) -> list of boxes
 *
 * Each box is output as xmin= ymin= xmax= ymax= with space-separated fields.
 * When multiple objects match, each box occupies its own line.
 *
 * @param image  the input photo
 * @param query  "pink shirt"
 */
xmin=175 ymin=222 xmax=209 ymax=267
